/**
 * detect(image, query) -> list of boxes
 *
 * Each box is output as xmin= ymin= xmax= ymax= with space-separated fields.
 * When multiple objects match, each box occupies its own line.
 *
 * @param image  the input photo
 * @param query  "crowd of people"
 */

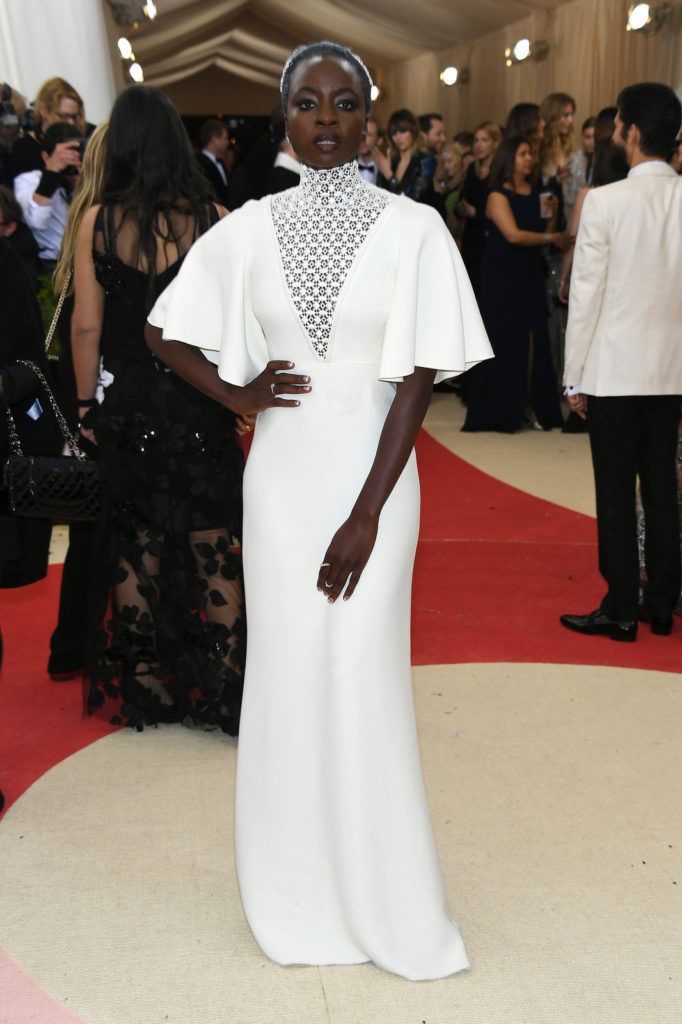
xmin=0 ymin=70 xmax=681 ymax=732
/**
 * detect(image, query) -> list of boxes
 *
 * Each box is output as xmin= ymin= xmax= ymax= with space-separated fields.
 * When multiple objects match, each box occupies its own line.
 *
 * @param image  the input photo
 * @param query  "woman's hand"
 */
xmin=457 ymin=199 xmax=476 ymax=219
xmin=229 ymin=360 xmax=311 ymax=416
xmin=78 ymin=405 xmax=97 ymax=446
xmin=236 ymin=414 xmax=256 ymax=435
xmin=558 ymin=277 xmax=570 ymax=305
xmin=550 ymin=231 xmax=572 ymax=253
xmin=317 ymin=511 xmax=379 ymax=604
xmin=370 ymin=146 xmax=392 ymax=181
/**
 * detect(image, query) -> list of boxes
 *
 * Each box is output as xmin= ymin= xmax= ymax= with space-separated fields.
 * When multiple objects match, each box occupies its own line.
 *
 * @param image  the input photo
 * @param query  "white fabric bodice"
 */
xmin=270 ymin=160 xmax=392 ymax=359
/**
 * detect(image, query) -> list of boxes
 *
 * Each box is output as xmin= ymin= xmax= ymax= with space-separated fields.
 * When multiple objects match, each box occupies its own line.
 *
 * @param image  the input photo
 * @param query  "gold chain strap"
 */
xmin=45 ymin=269 xmax=73 ymax=356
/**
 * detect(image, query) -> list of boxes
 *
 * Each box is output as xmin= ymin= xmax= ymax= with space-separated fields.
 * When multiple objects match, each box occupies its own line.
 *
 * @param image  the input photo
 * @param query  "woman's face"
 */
xmin=41 ymin=96 xmax=80 ymax=130
xmin=390 ymin=127 xmax=415 ymax=154
xmin=286 ymin=56 xmax=367 ymax=169
xmin=558 ymin=104 xmax=575 ymax=137
xmin=443 ymin=151 xmax=459 ymax=177
xmin=473 ymin=130 xmax=496 ymax=161
xmin=514 ymin=142 xmax=534 ymax=178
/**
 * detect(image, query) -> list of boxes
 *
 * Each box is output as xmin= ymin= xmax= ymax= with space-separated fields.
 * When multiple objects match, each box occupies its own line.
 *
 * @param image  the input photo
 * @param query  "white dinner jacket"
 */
xmin=564 ymin=161 xmax=682 ymax=396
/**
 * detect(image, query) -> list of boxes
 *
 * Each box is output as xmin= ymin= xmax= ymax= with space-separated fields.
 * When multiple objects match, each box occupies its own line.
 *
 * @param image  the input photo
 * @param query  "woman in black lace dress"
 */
xmin=71 ymin=87 xmax=245 ymax=732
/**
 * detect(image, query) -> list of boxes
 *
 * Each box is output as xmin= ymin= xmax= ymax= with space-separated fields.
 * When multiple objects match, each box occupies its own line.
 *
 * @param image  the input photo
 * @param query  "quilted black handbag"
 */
xmin=3 ymin=360 xmax=102 ymax=521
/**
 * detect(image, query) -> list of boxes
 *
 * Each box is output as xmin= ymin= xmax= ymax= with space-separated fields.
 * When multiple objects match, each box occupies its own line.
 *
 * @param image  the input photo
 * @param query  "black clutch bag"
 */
xmin=3 ymin=360 xmax=102 ymax=521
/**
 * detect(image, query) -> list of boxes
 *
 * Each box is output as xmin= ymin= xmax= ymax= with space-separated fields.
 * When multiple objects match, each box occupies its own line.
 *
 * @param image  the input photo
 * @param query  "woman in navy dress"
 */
xmin=463 ymin=136 xmax=569 ymax=432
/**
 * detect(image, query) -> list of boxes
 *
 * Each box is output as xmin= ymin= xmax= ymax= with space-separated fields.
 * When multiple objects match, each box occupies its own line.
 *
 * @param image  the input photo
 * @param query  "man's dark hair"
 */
xmin=594 ymin=106 xmax=618 ymax=146
xmin=0 ymin=183 xmax=23 ymax=224
xmin=280 ymin=41 xmax=372 ymax=113
xmin=42 ymin=122 xmax=80 ymax=155
xmin=418 ymin=112 xmax=443 ymax=134
xmin=453 ymin=130 xmax=474 ymax=149
xmin=617 ymin=83 xmax=681 ymax=157
xmin=199 ymin=118 xmax=227 ymax=149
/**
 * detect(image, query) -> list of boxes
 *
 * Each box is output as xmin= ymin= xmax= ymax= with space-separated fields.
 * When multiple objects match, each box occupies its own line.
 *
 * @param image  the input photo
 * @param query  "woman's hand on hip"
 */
xmin=318 ymin=511 xmax=379 ymax=604
xmin=231 ymin=360 xmax=311 ymax=416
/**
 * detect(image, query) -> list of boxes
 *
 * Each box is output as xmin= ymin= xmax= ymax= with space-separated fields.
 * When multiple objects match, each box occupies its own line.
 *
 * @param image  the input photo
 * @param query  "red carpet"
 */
xmin=1 ymin=430 xmax=679 ymax=815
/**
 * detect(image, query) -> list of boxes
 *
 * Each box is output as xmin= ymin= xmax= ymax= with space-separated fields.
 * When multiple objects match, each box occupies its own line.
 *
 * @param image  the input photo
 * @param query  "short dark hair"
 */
xmin=489 ymin=135 xmax=528 ymax=190
xmin=0 ymin=183 xmax=23 ymax=224
xmin=582 ymin=116 xmax=597 ymax=133
xmin=199 ymin=118 xmax=227 ymax=149
xmin=387 ymin=108 xmax=419 ymax=139
xmin=42 ymin=122 xmax=80 ymax=155
xmin=617 ymin=83 xmax=682 ymax=158
xmin=280 ymin=41 xmax=372 ymax=113
xmin=453 ymin=130 xmax=474 ymax=150
xmin=418 ymin=113 xmax=443 ymax=134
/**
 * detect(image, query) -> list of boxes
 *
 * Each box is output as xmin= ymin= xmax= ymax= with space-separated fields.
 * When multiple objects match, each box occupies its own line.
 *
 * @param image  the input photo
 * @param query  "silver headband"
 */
xmin=279 ymin=43 xmax=374 ymax=98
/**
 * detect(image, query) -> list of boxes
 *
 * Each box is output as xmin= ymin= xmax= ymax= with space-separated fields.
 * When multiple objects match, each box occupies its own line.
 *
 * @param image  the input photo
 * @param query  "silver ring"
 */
xmin=270 ymin=382 xmax=276 ymax=397
xmin=325 ymin=581 xmax=333 ymax=588
xmin=320 ymin=563 xmax=330 ymax=568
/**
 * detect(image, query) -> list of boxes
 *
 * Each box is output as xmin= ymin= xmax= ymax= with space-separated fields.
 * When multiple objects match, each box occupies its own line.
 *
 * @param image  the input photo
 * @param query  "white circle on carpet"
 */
xmin=1 ymin=663 xmax=680 ymax=1024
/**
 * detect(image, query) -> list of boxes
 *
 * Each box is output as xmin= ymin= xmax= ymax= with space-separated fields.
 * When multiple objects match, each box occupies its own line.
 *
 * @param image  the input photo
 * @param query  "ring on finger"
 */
xmin=325 ymin=581 xmax=333 ymax=588
xmin=270 ymin=382 xmax=276 ymax=397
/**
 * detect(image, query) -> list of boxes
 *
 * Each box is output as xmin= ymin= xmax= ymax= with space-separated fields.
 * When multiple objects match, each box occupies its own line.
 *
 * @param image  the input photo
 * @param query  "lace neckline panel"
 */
xmin=271 ymin=160 xmax=393 ymax=359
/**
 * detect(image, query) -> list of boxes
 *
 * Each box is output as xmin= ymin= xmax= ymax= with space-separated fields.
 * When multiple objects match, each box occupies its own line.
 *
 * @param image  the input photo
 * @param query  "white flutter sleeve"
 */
xmin=147 ymin=205 xmax=268 ymax=386
xmin=378 ymin=202 xmax=493 ymax=384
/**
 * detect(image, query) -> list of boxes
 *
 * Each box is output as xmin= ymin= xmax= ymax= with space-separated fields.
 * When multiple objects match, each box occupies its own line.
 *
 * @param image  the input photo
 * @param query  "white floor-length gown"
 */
xmin=149 ymin=161 xmax=492 ymax=980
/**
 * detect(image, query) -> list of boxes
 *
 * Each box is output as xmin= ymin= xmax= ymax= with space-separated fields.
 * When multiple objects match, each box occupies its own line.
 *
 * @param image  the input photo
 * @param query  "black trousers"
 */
xmin=587 ymin=394 xmax=681 ymax=622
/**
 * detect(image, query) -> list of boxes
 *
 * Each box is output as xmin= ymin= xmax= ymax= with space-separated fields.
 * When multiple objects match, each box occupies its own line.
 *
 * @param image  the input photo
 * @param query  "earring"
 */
xmin=362 ymin=128 xmax=368 ymax=136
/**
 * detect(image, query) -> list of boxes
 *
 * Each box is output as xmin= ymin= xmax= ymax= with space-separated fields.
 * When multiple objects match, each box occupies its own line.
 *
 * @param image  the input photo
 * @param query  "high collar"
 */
xmin=628 ymin=159 xmax=678 ymax=179
xmin=297 ymin=159 xmax=365 ymax=205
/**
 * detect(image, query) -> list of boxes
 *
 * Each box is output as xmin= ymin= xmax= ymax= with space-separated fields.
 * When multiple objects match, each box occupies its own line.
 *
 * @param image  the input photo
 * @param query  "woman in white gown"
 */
xmin=146 ymin=41 xmax=493 ymax=981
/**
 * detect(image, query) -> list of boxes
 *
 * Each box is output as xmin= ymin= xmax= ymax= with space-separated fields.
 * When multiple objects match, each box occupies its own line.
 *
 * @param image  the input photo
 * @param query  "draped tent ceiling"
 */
xmin=129 ymin=0 xmax=576 ymax=91
xmin=119 ymin=0 xmax=682 ymax=125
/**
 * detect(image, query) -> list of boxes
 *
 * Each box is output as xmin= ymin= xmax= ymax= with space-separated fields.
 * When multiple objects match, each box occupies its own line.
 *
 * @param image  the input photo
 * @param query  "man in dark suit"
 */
xmin=196 ymin=119 xmax=230 ymax=206
xmin=264 ymin=139 xmax=301 ymax=195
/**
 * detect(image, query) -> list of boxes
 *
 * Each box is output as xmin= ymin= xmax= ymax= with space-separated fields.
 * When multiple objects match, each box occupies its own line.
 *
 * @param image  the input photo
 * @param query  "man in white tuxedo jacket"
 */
xmin=561 ymin=82 xmax=682 ymax=642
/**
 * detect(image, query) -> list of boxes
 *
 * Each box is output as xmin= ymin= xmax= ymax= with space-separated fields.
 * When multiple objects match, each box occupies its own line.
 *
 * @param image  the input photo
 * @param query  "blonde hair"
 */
xmin=474 ymin=121 xmax=503 ymax=146
xmin=35 ymin=77 xmax=84 ymax=131
xmin=438 ymin=142 xmax=464 ymax=189
xmin=54 ymin=122 xmax=108 ymax=297
xmin=540 ymin=92 xmax=576 ymax=170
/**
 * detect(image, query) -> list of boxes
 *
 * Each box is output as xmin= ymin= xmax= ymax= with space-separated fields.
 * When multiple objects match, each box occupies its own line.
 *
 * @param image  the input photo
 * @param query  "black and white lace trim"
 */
xmin=271 ymin=160 xmax=392 ymax=359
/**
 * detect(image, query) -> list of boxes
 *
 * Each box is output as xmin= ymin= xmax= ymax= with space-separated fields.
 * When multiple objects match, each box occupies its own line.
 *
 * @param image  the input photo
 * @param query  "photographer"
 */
xmin=11 ymin=77 xmax=85 ymax=179
xmin=13 ymin=123 xmax=81 ymax=273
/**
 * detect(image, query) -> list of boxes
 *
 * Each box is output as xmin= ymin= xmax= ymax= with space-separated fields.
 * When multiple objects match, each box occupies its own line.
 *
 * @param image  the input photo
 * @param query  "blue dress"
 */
xmin=463 ymin=184 xmax=563 ymax=432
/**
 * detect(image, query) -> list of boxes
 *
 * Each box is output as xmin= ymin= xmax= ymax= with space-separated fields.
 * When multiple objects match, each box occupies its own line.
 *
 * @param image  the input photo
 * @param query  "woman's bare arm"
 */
xmin=71 ymin=205 xmax=104 ymax=439
xmin=145 ymin=324 xmax=311 ymax=415
xmin=318 ymin=366 xmax=436 ymax=603
xmin=486 ymin=192 xmax=569 ymax=250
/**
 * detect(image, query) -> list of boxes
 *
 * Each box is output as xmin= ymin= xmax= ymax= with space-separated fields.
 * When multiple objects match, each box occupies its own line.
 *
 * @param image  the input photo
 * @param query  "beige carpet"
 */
xmin=1 ymin=663 xmax=680 ymax=1024
xmin=424 ymin=393 xmax=596 ymax=517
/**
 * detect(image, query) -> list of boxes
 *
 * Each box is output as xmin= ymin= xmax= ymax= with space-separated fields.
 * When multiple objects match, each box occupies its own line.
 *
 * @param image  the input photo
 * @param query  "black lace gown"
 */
xmin=85 ymin=205 xmax=245 ymax=733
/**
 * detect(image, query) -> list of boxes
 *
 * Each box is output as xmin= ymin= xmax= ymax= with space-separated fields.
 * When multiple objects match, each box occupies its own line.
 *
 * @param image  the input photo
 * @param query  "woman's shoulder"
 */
xmin=390 ymin=195 xmax=448 ymax=236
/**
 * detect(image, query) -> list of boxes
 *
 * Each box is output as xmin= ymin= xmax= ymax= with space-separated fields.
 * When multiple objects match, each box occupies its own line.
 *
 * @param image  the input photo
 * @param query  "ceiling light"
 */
xmin=626 ymin=2 xmax=671 ymax=32
xmin=505 ymin=38 xmax=549 ymax=66
xmin=117 ymin=37 xmax=133 ymax=60
xmin=440 ymin=66 xmax=458 ymax=86
xmin=143 ymin=1 xmax=157 ymax=18
xmin=129 ymin=62 xmax=144 ymax=83
xmin=370 ymin=84 xmax=380 ymax=102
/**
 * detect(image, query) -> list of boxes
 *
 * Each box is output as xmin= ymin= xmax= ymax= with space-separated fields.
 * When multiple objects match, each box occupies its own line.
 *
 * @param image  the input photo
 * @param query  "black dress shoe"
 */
xmin=560 ymin=609 xmax=637 ymax=642
xmin=650 ymin=616 xmax=673 ymax=636
xmin=638 ymin=609 xmax=674 ymax=636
